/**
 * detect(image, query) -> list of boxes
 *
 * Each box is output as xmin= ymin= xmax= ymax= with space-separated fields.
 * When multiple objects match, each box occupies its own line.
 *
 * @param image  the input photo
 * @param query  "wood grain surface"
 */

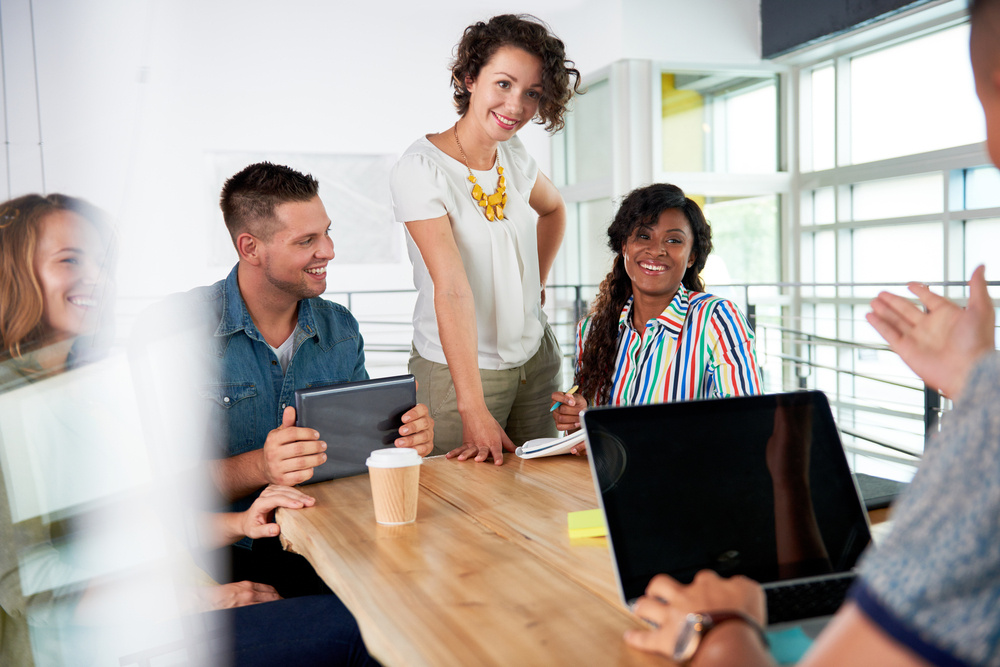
xmin=276 ymin=455 xmax=670 ymax=667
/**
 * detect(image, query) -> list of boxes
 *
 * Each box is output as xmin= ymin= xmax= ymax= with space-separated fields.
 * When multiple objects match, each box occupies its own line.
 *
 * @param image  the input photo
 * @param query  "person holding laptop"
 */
xmin=621 ymin=3 xmax=1000 ymax=662
xmin=552 ymin=183 xmax=762 ymax=442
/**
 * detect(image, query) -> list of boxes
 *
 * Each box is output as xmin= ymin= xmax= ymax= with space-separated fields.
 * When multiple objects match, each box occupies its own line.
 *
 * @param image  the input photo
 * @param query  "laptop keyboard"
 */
xmin=766 ymin=575 xmax=855 ymax=625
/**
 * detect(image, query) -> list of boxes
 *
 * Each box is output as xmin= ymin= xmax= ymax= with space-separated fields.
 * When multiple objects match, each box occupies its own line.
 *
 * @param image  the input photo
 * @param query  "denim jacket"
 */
xmin=187 ymin=266 xmax=368 ymax=507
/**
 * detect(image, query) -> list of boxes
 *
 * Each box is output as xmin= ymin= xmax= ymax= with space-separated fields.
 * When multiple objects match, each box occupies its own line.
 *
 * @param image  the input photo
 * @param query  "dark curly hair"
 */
xmin=575 ymin=184 xmax=714 ymax=405
xmin=450 ymin=14 xmax=581 ymax=133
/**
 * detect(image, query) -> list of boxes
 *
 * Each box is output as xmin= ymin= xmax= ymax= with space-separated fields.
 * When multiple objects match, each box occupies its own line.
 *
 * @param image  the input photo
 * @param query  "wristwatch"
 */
xmin=672 ymin=610 xmax=768 ymax=664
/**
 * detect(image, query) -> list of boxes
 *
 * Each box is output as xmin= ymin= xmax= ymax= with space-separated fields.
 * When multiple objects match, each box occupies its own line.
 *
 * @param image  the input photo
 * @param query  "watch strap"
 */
xmin=672 ymin=609 xmax=768 ymax=664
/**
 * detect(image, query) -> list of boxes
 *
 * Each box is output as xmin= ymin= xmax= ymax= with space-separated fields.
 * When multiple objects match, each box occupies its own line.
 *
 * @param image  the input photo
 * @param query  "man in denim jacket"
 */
xmin=187 ymin=162 xmax=434 ymax=596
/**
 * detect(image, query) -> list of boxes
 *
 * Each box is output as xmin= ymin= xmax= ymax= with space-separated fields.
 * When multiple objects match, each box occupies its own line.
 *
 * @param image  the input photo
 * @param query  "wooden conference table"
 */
xmin=276 ymin=454 xmax=670 ymax=666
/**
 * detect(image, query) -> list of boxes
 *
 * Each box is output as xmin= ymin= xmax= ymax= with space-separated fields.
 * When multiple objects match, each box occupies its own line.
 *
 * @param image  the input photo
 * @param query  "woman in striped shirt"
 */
xmin=551 ymin=184 xmax=762 ymax=442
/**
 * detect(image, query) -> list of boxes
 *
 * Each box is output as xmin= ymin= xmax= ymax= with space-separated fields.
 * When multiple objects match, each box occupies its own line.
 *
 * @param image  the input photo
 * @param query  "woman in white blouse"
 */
xmin=390 ymin=14 xmax=580 ymax=464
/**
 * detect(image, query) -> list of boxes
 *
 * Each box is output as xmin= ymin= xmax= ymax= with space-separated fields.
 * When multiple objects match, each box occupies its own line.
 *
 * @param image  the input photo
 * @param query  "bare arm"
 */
xmin=530 ymin=171 xmax=566 ymax=291
xmin=404 ymin=216 xmax=515 ymax=465
xmin=203 ymin=485 xmax=316 ymax=549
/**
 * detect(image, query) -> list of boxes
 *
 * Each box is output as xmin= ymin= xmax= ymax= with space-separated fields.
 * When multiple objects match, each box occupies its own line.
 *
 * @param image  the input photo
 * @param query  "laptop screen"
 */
xmin=582 ymin=391 xmax=871 ymax=604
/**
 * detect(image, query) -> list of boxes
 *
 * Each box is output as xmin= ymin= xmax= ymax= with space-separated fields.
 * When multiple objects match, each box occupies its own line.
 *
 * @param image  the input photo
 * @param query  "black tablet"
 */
xmin=294 ymin=374 xmax=416 ymax=484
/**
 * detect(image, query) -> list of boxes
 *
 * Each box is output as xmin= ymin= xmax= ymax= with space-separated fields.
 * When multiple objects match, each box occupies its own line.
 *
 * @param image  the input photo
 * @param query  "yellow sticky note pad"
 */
xmin=568 ymin=509 xmax=606 ymax=539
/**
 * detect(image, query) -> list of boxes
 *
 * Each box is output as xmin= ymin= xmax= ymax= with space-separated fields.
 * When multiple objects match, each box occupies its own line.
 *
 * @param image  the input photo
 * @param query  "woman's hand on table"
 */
xmin=551 ymin=391 xmax=588 ymax=454
xmin=625 ymin=570 xmax=768 ymax=662
xmin=240 ymin=485 xmax=316 ymax=540
xmin=447 ymin=406 xmax=516 ymax=465
xmin=396 ymin=402 xmax=435 ymax=457
xmin=197 ymin=581 xmax=282 ymax=611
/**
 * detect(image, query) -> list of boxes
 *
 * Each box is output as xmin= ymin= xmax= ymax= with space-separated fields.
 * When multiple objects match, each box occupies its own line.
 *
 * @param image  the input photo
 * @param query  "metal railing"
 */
xmin=325 ymin=280 xmax=998 ymax=477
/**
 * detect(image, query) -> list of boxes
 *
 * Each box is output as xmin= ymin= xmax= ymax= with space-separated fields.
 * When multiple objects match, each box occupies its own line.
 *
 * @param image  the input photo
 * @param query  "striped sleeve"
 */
xmin=574 ymin=316 xmax=591 ymax=377
xmin=704 ymin=298 xmax=762 ymax=397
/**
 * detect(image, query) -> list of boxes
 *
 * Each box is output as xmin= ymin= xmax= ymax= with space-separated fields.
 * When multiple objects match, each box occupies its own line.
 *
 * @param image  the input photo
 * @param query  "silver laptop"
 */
xmin=582 ymin=390 xmax=871 ymax=626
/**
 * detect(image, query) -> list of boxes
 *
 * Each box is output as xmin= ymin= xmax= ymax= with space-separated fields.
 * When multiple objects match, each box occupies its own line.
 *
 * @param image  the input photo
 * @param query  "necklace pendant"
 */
xmin=468 ymin=174 xmax=477 ymax=184
xmin=471 ymin=183 xmax=484 ymax=200
xmin=485 ymin=206 xmax=496 ymax=221
xmin=496 ymin=206 xmax=504 ymax=221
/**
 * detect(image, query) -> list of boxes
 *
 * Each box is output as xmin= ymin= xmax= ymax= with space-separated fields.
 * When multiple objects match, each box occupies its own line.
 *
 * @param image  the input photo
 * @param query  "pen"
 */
xmin=549 ymin=384 xmax=579 ymax=412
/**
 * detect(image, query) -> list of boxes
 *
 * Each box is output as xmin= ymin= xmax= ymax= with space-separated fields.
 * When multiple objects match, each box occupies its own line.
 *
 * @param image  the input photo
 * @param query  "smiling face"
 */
xmin=257 ymin=195 xmax=335 ymax=302
xmin=32 ymin=210 xmax=107 ymax=342
xmin=464 ymin=45 xmax=543 ymax=143
xmin=622 ymin=208 xmax=696 ymax=305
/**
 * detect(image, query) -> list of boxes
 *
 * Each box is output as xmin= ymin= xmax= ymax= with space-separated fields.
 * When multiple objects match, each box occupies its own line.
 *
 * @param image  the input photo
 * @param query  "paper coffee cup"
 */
xmin=366 ymin=448 xmax=422 ymax=525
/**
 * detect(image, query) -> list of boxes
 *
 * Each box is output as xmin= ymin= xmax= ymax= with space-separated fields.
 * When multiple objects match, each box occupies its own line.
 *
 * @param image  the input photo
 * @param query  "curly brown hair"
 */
xmin=0 ymin=194 xmax=115 ymax=362
xmin=575 ymin=184 xmax=714 ymax=405
xmin=450 ymin=14 xmax=581 ymax=133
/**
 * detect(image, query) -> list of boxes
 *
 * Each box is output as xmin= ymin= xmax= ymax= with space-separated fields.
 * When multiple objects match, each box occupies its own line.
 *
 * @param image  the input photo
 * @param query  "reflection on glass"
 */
xmin=851 ymin=173 xmax=943 ymax=220
xmin=850 ymin=24 xmax=983 ymax=164
xmin=565 ymin=79 xmax=612 ymax=185
xmin=810 ymin=65 xmax=835 ymax=171
xmin=662 ymin=71 xmax=778 ymax=173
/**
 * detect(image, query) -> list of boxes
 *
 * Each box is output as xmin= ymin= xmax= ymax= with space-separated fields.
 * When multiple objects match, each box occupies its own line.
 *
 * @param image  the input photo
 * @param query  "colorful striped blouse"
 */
xmin=576 ymin=284 xmax=763 ymax=406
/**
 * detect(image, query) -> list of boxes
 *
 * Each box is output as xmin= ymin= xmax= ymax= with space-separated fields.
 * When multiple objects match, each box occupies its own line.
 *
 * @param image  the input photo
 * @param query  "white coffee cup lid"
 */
xmin=366 ymin=447 xmax=422 ymax=468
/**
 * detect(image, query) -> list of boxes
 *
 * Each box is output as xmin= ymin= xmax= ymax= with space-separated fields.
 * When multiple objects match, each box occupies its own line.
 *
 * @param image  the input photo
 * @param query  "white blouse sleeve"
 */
xmin=503 ymin=135 xmax=539 ymax=196
xmin=390 ymin=151 xmax=456 ymax=223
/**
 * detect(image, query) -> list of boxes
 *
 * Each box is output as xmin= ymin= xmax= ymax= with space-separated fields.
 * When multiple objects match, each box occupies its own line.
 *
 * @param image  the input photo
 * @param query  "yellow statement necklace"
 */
xmin=453 ymin=125 xmax=506 ymax=221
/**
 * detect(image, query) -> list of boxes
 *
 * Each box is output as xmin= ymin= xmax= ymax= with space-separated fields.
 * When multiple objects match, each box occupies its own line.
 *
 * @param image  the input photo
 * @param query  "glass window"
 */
xmin=565 ymin=79 xmax=612 ymax=185
xmin=852 ymin=223 xmax=943 ymax=290
xmin=723 ymin=84 xmax=778 ymax=173
xmin=964 ymin=167 xmax=1000 ymax=209
xmin=810 ymin=65 xmax=835 ymax=171
xmin=814 ymin=230 xmax=836 ymax=297
xmin=662 ymin=71 xmax=778 ymax=173
xmin=851 ymin=173 xmax=943 ymax=220
xmin=813 ymin=187 xmax=836 ymax=224
xmin=850 ymin=24 xmax=983 ymax=164
xmin=965 ymin=218 xmax=1000 ymax=280
xmin=702 ymin=195 xmax=779 ymax=284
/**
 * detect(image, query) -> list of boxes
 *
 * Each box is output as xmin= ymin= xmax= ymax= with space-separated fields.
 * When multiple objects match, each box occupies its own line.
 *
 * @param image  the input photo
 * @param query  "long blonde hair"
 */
xmin=0 ymin=194 xmax=113 ymax=362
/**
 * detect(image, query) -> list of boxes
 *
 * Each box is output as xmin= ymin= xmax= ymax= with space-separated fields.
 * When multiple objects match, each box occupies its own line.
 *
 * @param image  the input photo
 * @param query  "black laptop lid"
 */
xmin=582 ymin=391 xmax=871 ymax=604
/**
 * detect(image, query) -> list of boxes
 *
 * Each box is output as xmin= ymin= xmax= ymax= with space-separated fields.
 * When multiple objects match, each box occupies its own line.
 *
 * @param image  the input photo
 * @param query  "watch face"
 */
xmin=672 ymin=614 xmax=704 ymax=662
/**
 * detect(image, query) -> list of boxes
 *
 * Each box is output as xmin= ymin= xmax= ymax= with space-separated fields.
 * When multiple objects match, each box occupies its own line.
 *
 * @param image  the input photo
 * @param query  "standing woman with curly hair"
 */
xmin=391 ymin=14 xmax=581 ymax=465
xmin=552 ymin=184 xmax=763 ymax=447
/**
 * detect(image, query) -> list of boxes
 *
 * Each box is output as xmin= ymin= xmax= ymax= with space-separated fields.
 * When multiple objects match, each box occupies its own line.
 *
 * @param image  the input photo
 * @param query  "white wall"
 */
xmin=2 ymin=0 xmax=762 ymax=306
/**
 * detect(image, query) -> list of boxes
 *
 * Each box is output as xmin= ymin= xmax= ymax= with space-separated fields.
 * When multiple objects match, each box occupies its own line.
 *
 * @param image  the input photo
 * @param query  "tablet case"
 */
xmin=294 ymin=374 xmax=416 ymax=484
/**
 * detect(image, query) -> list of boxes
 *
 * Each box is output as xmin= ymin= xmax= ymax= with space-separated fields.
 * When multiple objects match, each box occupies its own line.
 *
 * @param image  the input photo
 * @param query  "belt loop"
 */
xmin=520 ymin=364 xmax=527 ymax=384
